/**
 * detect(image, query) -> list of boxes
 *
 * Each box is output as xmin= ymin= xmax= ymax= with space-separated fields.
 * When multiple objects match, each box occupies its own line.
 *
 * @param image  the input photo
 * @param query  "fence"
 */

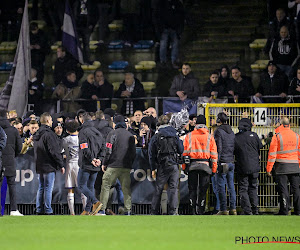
xmin=204 ymin=103 xmax=300 ymax=212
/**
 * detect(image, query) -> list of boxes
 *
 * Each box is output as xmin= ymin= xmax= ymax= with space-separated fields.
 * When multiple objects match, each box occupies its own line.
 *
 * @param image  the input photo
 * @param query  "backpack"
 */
xmin=156 ymin=133 xmax=178 ymax=164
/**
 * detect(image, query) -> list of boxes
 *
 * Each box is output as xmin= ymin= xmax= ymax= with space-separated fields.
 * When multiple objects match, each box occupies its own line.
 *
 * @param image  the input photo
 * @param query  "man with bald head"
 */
xmin=266 ymin=117 xmax=300 ymax=215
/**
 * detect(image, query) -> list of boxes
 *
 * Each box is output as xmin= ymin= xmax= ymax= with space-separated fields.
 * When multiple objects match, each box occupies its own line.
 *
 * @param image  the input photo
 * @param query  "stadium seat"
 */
xmin=51 ymin=41 xmax=98 ymax=51
xmin=250 ymin=60 xmax=269 ymax=70
xmin=108 ymin=20 xmax=123 ymax=32
xmin=108 ymin=40 xmax=125 ymax=49
xmin=0 ymin=62 xmax=13 ymax=71
xmin=81 ymin=61 xmax=101 ymax=70
xmin=108 ymin=61 xmax=129 ymax=70
xmin=0 ymin=42 xmax=17 ymax=52
xmin=51 ymin=41 xmax=62 ymax=51
xmin=249 ymin=39 xmax=267 ymax=49
xmin=142 ymin=82 xmax=155 ymax=93
xmin=135 ymin=61 xmax=156 ymax=70
xmin=112 ymin=82 xmax=121 ymax=91
xmin=133 ymin=40 xmax=154 ymax=49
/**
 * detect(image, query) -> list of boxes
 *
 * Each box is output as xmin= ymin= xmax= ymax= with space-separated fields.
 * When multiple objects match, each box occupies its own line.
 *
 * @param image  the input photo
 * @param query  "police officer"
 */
xmin=149 ymin=115 xmax=184 ymax=215
xmin=266 ymin=117 xmax=300 ymax=215
xmin=183 ymin=115 xmax=218 ymax=215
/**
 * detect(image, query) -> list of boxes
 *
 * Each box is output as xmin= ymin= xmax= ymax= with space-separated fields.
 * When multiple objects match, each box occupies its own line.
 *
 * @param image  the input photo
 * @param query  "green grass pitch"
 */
xmin=0 ymin=216 xmax=299 ymax=249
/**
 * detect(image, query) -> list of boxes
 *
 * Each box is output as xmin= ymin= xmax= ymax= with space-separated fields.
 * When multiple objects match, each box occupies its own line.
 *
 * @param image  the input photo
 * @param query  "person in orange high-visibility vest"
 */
xmin=266 ymin=117 xmax=300 ymax=215
xmin=183 ymin=115 xmax=218 ymax=215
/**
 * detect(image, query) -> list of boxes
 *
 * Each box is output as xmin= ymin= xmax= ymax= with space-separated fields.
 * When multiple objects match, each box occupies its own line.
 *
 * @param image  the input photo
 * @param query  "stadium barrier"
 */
xmin=204 ymin=103 xmax=300 ymax=212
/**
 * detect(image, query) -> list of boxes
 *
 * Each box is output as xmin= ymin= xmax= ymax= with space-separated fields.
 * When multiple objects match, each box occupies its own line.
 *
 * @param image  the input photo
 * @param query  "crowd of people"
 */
xmin=0 ymin=105 xmax=299 ymax=216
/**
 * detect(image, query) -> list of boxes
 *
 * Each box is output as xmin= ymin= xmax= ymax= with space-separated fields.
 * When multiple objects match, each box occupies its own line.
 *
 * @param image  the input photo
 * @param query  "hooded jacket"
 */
xmin=33 ymin=124 xmax=64 ymax=174
xmin=234 ymin=119 xmax=263 ymax=174
xmin=169 ymin=72 xmax=200 ymax=99
xmin=78 ymin=120 xmax=106 ymax=171
xmin=183 ymin=124 xmax=218 ymax=174
xmin=103 ymin=123 xmax=136 ymax=169
xmin=148 ymin=125 xmax=183 ymax=170
xmin=0 ymin=118 xmax=22 ymax=176
xmin=214 ymin=124 xmax=235 ymax=163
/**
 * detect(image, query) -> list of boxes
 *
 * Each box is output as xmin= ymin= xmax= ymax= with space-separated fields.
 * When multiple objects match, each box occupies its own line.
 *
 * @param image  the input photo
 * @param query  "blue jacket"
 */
xmin=148 ymin=125 xmax=183 ymax=170
xmin=214 ymin=124 xmax=235 ymax=163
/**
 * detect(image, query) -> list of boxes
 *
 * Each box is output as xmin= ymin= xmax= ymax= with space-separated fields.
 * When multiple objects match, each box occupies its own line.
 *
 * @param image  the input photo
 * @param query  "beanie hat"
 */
xmin=196 ymin=115 xmax=206 ymax=125
xmin=140 ymin=116 xmax=152 ymax=128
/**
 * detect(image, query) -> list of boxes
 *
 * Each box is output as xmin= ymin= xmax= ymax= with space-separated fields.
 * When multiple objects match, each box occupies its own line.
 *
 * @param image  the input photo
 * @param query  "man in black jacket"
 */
xmin=34 ymin=112 xmax=65 ymax=215
xmin=169 ymin=63 xmax=200 ymax=101
xmin=115 ymin=73 xmax=145 ymax=116
xmin=78 ymin=112 xmax=105 ymax=215
xmin=0 ymin=109 xmax=22 ymax=216
xmin=148 ymin=114 xmax=183 ymax=215
xmin=234 ymin=118 xmax=263 ymax=215
xmin=53 ymin=46 xmax=84 ymax=86
xmin=214 ymin=112 xmax=236 ymax=215
xmin=255 ymin=61 xmax=288 ymax=103
xmin=99 ymin=115 xmax=136 ymax=215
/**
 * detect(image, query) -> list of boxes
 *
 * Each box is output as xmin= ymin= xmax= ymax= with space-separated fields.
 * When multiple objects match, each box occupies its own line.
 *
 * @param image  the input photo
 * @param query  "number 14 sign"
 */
xmin=254 ymin=108 xmax=267 ymax=125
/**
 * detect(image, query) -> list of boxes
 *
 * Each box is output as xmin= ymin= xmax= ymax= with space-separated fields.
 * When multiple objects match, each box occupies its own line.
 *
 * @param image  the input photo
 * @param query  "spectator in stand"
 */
xmin=0 ymin=0 xmax=23 ymax=41
xmin=80 ymin=74 xmax=95 ymax=112
xmin=219 ymin=65 xmax=231 ymax=87
xmin=73 ymin=0 xmax=98 ymax=64
xmin=53 ymin=46 xmax=84 ymax=86
xmin=81 ymin=69 xmax=113 ymax=112
xmin=268 ymin=0 xmax=287 ymax=21
xmin=228 ymin=66 xmax=254 ymax=103
xmin=95 ymin=0 xmax=113 ymax=45
xmin=0 ymin=109 xmax=23 ymax=216
xmin=153 ymin=0 xmax=185 ymax=68
xmin=288 ymin=0 xmax=300 ymax=46
xmin=203 ymin=71 xmax=227 ymax=103
xmin=28 ymin=68 xmax=44 ymax=115
xmin=52 ymin=71 xmax=82 ymax=113
xmin=41 ymin=0 xmax=65 ymax=42
xmin=29 ymin=22 xmax=50 ymax=82
xmin=288 ymin=65 xmax=300 ymax=102
xmin=265 ymin=8 xmax=295 ymax=53
xmin=169 ymin=63 xmax=200 ymax=101
xmin=115 ymin=73 xmax=145 ymax=116
xmin=120 ymin=0 xmax=141 ymax=46
xmin=143 ymin=107 xmax=157 ymax=119
xmin=255 ymin=61 xmax=288 ymax=103
xmin=269 ymin=26 xmax=299 ymax=80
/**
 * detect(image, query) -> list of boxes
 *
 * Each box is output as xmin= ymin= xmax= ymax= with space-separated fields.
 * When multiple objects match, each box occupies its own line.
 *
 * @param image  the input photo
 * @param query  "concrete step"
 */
xmin=200 ymin=25 xmax=257 ymax=34
xmin=190 ymin=40 xmax=249 ymax=49
xmin=204 ymin=19 xmax=259 ymax=26
xmin=196 ymin=33 xmax=252 ymax=42
xmin=184 ymin=53 xmax=240 ymax=61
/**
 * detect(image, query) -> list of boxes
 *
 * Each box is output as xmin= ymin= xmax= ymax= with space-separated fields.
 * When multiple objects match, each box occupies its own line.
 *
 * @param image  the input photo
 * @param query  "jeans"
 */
xmin=160 ymin=28 xmax=179 ymax=63
xmin=36 ymin=172 xmax=55 ymax=214
xmin=211 ymin=174 xmax=221 ymax=211
xmin=216 ymin=163 xmax=236 ymax=211
xmin=78 ymin=169 xmax=98 ymax=212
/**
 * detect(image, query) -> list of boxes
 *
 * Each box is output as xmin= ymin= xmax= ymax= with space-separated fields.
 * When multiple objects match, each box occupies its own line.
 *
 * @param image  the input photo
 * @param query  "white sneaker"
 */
xmin=10 ymin=210 xmax=24 ymax=216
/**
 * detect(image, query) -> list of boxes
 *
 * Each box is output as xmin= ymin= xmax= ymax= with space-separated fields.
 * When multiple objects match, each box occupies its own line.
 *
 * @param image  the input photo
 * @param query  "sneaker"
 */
xmin=124 ymin=211 xmax=131 ymax=216
xmin=216 ymin=210 xmax=229 ymax=215
xmin=95 ymin=210 xmax=106 ymax=216
xmin=106 ymin=209 xmax=116 ymax=215
xmin=229 ymin=209 xmax=237 ymax=215
xmin=91 ymin=201 xmax=103 ymax=215
xmin=10 ymin=210 xmax=24 ymax=216
xmin=80 ymin=211 xmax=90 ymax=216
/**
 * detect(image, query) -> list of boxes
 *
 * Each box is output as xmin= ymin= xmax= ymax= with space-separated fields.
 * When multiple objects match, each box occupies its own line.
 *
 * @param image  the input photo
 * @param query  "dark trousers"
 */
xmin=0 ymin=175 xmax=17 ymax=212
xmin=188 ymin=170 xmax=210 ymax=215
xmin=276 ymin=174 xmax=300 ymax=215
xmin=78 ymin=169 xmax=98 ymax=212
xmin=238 ymin=172 xmax=259 ymax=215
xmin=151 ymin=165 xmax=179 ymax=215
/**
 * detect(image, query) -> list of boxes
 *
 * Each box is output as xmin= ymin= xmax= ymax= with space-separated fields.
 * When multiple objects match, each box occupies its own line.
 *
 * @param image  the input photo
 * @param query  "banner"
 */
xmin=3 ymin=148 xmax=189 ymax=205
xmin=163 ymin=98 xmax=198 ymax=115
